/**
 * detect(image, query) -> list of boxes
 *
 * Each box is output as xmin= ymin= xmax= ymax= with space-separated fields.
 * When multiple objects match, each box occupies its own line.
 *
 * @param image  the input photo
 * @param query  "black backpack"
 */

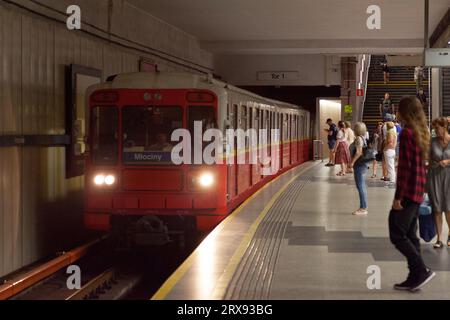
xmin=351 ymin=138 xmax=376 ymax=164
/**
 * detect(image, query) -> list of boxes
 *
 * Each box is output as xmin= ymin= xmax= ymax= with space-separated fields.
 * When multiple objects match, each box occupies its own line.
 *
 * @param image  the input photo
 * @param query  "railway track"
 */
xmin=1 ymin=233 xmax=203 ymax=300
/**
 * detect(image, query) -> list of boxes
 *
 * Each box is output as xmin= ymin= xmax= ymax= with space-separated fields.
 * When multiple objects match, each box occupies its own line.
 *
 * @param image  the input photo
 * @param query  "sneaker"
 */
xmin=394 ymin=277 xmax=415 ymax=291
xmin=352 ymin=209 xmax=368 ymax=215
xmin=325 ymin=163 xmax=335 ymax=167
xmin=409 ymin=270 xmax=436 ymax=292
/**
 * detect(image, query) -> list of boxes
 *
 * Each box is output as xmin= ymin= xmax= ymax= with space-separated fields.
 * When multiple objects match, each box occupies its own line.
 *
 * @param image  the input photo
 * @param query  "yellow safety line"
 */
xmin=210 ymin=166 xmax=311 ymax=299
xmin=151 ymin=162 xmax=316 ymax=300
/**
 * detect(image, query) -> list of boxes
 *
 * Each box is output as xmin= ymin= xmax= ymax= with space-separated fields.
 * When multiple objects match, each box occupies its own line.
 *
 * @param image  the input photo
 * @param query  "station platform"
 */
xmin=152 ymin=162 xmax=450 ymax=300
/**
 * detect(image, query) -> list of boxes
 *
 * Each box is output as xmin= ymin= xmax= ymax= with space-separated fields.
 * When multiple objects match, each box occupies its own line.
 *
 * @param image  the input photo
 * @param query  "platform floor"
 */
xmin=153 ymin=161 xmax=450 ymax=300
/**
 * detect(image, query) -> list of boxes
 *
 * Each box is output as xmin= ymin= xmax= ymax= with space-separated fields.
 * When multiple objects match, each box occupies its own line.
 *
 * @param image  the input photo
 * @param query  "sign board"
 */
xmin=356 ymin=88 xmax=364 ymax=97
xmin=257 ymin=71 xmax=299 ymax=81
xmin=425 ymin=48 xmax=450 ymax=67
xmin=344 ymin=105 xmax=353 ymax=113
xmin=344 ymin=105 xmax=353 ymax=122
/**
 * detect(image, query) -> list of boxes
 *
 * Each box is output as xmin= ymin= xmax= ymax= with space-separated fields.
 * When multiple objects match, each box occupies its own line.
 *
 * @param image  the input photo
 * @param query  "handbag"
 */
xmin=353 ymin=138 xmax=376 ymax=164
xmin=418 ymin=194 xmax=436 ymax=242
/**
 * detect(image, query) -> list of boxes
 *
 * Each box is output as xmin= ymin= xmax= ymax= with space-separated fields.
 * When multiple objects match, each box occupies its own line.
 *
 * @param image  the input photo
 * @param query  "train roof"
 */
xmin=87 ymin=72 xmax=304 ymax=111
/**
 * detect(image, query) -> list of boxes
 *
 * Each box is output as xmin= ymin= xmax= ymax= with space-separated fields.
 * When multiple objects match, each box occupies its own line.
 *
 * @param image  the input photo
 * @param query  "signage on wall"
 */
xmin=257 ymin=71 xmax=299 ymax=81
xmin=356 ymin=88 xmax=364 ymax=97
xmin=344 ymin=104 xmax=353 ymax=121
xmin=424 ymin=48 xmax=450 ymax=67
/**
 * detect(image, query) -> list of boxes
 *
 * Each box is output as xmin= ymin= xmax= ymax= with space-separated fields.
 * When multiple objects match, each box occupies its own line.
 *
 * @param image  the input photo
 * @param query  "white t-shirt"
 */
xmin=337 ymin=129 xmax=344 ymax=140
xmin=346 ymin=128 xmax=356 ymax=144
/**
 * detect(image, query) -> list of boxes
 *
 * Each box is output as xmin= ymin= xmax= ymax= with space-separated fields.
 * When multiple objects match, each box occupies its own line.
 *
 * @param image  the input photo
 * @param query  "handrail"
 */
xmin=356 ymin=54 xmax=371 ymax=122
xmin=363 ymin=55 xmax=371 ymax=108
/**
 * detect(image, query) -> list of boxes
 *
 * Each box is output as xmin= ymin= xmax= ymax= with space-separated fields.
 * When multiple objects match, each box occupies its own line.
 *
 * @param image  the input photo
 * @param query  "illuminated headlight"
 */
xmin=94 ymin=175 xmax=105 ymax=185
xmin=94 ymin=174 xmax=116 ymax=186
xmin=105 ymin=175 xmax=116 ymax=185
xmin=198 ymin=173 xmax=214 ymax=188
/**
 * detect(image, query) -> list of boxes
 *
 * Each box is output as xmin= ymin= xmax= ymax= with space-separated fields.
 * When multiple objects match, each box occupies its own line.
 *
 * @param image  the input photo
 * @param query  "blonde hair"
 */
xmin=354 ymin=122 xmax=367 ymax=137
xmin=386 ymin=122 xmax=394 ymax=130
xmin=398 ymin=96 xmax=430 ymax=160
xmin=344 ymin=121 xmax=352 ymax=129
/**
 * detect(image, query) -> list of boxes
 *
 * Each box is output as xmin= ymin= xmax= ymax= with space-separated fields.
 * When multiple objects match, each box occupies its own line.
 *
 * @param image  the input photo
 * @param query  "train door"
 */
xmin=249 ymin=106 xmax=253 ymax=186
xmin=278 ymin=112 xmax=284 ymax=169
xmin=234 ymin=104 xmax=239 ymax=197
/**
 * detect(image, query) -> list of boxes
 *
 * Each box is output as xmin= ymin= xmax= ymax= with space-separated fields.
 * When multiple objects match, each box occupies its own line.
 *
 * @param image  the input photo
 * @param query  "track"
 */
xmin=3 ymin=233 xmax=204 ymax=300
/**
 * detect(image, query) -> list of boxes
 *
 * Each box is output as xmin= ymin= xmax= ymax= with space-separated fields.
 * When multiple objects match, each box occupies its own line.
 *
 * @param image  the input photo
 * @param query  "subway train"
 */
xmin=84 ymin=72 xmax=313 ymax=245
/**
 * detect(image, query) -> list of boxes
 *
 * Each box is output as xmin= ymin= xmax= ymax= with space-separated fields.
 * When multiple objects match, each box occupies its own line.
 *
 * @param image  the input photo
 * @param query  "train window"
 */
xmin=241 ymin=106 xmax=248 ymax=131
xmin=188 ymin=105 xmax=217 ymax=163
xmin=91 ymin=106 xmax=118 ymax=165
xmin=122 ymin=106 xmax=182 ymax=165
xmin=188 ymin=105 xmax=217 ymax=132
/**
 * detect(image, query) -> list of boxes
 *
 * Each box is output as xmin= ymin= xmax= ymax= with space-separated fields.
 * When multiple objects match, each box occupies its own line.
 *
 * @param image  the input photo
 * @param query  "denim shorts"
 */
xmin=328 ymin=140 xmax=336 ymax=150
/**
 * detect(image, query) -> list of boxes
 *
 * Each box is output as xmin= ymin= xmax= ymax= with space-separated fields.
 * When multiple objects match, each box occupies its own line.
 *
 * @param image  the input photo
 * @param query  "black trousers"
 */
xmin=389 ymin=198 xmax=427 ymax=276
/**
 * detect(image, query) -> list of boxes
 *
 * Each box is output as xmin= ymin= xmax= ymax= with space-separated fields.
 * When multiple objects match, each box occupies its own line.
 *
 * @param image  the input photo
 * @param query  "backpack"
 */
xmin=351 ymin=137 xmax=376 ymax=164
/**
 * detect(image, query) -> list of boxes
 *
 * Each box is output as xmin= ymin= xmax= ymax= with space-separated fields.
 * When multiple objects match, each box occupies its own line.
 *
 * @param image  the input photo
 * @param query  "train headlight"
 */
xmin=198 ymin=172 xmax=214 ymax=188
xmin=105 ymin=175 xmax=116 ymax=186
xmin=94 ymin=175 xmax=105 ymax=185
xmin=93 ymin=174 xmax=116 ymax=186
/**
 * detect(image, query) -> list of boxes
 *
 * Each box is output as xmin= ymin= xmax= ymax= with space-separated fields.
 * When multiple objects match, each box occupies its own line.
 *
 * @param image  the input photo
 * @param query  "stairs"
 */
xmin=362 ymin=55 xmax=430 ymax=134
xmin=442 ymin=68 xmax=450 ymax=116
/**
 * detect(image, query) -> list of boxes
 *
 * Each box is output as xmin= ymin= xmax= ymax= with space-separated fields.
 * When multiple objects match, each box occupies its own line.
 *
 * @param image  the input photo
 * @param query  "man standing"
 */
xmin=414 ymin=66 xmax=424 ymax=92
xmin=379 ymin=93 xmax=395 ymax=122
xmin=325 ymin=118 xmax=338 ymax=166
xmin=416 ymin=89 xmax=428 ymax=109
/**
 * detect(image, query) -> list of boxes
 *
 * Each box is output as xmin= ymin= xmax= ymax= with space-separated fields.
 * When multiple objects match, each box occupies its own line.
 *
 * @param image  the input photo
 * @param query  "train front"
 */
xmin=84 ymin=87 xmax=227 ymax=245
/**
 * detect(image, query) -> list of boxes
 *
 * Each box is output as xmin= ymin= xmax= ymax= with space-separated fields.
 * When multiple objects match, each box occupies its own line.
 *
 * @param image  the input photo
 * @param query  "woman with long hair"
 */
xmin=428 ymin=117 xmax=450 ymax=249
xmin=349 ymin=122 xmax=369 ymax=215
xmin=333 ymin=121 xmax=351 ymax=176
xmin=389 ymin=96 xmax=435 ymax=292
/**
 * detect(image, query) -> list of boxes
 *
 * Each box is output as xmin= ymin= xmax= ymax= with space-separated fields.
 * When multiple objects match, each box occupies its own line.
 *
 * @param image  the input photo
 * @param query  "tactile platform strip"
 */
xmin=224 ymin=177 xmax=310 ymax=300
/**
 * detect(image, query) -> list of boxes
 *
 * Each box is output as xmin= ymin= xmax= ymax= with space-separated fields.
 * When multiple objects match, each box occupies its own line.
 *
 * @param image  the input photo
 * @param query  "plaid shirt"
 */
xmin=395 ymin=127 xmax=426 ymax=203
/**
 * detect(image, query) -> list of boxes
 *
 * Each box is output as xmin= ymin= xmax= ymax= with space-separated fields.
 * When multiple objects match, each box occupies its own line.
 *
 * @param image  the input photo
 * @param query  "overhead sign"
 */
xmin=425 ymin=48 xmax=450 ymax=67
xmin=257 ymin=71 xmax=299 ymax=81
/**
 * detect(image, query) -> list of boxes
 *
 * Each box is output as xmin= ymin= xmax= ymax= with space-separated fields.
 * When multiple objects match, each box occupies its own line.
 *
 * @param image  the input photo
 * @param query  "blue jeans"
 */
xmin=354 ymin=163 xmax=368 ymax=209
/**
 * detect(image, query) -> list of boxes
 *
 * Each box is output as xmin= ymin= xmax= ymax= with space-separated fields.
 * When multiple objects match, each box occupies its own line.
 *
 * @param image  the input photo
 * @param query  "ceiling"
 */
xmin=127 ymin=0 xmax=450 ymax=54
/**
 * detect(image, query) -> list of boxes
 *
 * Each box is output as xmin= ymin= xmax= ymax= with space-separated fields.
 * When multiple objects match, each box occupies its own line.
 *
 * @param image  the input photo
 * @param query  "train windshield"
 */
xmin=122 ymin=106 xmax=182 ymax=165
xmin=91 ymin=106 xmax=118 ymax=165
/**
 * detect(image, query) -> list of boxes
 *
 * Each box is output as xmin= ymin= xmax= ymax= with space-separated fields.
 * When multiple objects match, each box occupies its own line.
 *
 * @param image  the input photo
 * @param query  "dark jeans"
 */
xmin=389 ymin=198 xmax=427 ymax=276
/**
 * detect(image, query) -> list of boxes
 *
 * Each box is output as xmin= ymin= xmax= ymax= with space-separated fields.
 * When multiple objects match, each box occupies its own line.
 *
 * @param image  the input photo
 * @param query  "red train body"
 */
xmin=84 ymin=72 xmax=312 ymax=242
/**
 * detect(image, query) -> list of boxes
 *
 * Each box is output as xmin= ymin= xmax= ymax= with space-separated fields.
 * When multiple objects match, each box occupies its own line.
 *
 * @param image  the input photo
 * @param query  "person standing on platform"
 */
xmin=394 ymin=119 xmax=402 ymax=162
xmin=371 ymin=122 xmax=383 ymax=178
xmin=427 ymin=117 xmax=450 ymax=249
xmin=325 ymin=119 xmax=338 ymax=167
xmin=389 ymin=96 xmax=435 ymax=292
xmin=345 ymin=121 xmax=355 ymax=173
xmin=334 ymin=121 xmax=351 ymax=176
xmin=349 ymin=122 xmax=369 ymax=215
xmin=383 ymin=122 xmax=397 ymax=183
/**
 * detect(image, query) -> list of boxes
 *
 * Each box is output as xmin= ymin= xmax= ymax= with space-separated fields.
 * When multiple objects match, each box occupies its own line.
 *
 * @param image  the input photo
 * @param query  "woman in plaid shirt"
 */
xmin=389 ymin=96 xmax=435 ymax=292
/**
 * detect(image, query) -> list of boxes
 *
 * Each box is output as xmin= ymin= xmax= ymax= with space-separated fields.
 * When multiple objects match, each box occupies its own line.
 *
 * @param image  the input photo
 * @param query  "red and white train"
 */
xmin=84 ymin=72 xmax=312 ymax=244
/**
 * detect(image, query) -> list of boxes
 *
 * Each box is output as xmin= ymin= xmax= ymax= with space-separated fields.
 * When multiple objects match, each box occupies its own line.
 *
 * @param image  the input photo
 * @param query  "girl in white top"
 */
xmin=345 ymin=121 xmax=356 ymax=173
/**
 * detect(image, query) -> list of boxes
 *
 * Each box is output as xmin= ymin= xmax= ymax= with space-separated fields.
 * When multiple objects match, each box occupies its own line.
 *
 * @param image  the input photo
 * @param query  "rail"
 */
xmin=66 ymin=268 xmax=116 ymax=300
xmin=0 ymin=235 xmax=108 ymax=300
